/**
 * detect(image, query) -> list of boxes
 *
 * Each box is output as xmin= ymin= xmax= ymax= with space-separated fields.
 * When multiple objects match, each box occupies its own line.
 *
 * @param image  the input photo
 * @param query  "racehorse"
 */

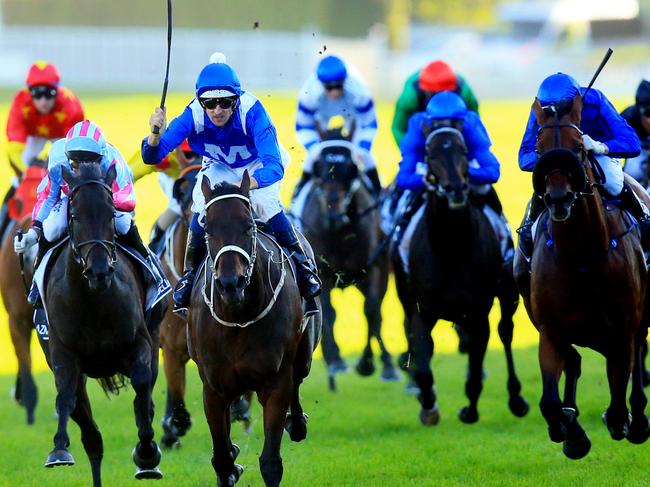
xmin=156 ymin=164 xmax=252 ymax=448
xmin=43 ymin=163 xmax=164 ymax=486
xmin=0 ymin=160 xmax=46 ymax=424
xmin=513 ymin=96 xmax=650 ymax=459
xmin=188 ymin=172 xmax=320 ymax=487
xmin=393 ymin=124 xmax=529 ymax=426
xmin=298 ymin=135 xmax=397 ymax=389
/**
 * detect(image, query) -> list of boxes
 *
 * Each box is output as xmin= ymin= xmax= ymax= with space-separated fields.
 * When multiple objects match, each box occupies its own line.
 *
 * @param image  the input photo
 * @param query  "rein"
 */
xmin=201 ymin=193 xmax=287 ymax=328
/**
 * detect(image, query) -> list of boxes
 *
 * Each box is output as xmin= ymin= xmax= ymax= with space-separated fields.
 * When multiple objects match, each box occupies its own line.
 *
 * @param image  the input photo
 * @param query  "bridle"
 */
xmin=67 ymin=179 xmax=117 ymax=273
xmin=424 ymin=127 xmax=469 ymax=195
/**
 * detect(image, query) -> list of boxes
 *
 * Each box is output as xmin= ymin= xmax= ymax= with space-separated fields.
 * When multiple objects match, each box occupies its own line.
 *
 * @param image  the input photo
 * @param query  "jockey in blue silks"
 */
xmin=387 ymin=90 xmax=512 ymax=272
xmin=517 ymin=72 xmax=647 ymax=256
xmin=142 ymin=62 xmax=321 ymax=317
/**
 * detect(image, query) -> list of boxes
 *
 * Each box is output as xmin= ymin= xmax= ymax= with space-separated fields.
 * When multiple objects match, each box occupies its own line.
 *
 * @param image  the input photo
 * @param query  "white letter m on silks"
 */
xmin=204 ymin=144 xmax=252 ymax=165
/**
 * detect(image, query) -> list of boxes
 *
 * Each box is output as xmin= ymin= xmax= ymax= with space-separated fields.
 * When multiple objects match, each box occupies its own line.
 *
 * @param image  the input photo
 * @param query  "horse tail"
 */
xmin=96 ymin=374 xmax=129 ymax=396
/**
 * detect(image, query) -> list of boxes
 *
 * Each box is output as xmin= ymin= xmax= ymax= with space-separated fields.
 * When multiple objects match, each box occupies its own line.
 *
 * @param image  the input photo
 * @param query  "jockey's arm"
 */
xmin=142 ymin=106 xmax=191 ymax=165
xmin=353 ymin=94 xmax=378 ymax=153
xmin=6 ymin=93 xmax=30 ymax=171
xmin=391 ymin=74 xmax=420 ymax=146
xmin=518 ymin=109 xmax=540 ymax=171
xmin=592 ymin=92 xmax=641 ymax=158
xmin=396 ymin=116 xmax=427 ymax=191
xmin=295 ymin=89 xmax=320 ymax=151
xmin=457 ymin=74 xmax=480 ymax=113
xmin=250 ymin=105 xmax=284 ymax=189
xmin=108 ymin=148 xmax=136 ymax=213
xmin=465 ymin=113 xmax=500 ymax=185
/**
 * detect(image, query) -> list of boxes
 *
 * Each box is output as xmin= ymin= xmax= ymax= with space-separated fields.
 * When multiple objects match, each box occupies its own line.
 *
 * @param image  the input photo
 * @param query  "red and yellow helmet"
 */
xmin=26 ymin=61 xmax=61 ymax=88
xmin=418 ymin=60 xmax=457 ymax=94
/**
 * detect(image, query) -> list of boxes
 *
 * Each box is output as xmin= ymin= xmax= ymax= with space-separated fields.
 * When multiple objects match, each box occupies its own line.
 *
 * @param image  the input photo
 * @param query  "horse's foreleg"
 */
xmin=8 ymin=314 xmax=38 ymax=424
xmin=161 ymin=345 xmax=191 ymax=448
xmin=46 ymin=344 xmax=80 ymax=468
xmin=411 ymin=311 xmax=439 ymax=425
xmin=286 ymin=328 xmax=313 ymax=443
xmin=562 ymin=346 xmax=581 ymax=412
xmin=319 ymin=288 xmax=346 ymax=375
xmin=458 ymin=316 xmax=489 ymax=424
xmin=539 ymin=331 xmax=590 ymax=459
xmin=628 ymin=327 xmax=650 ymax=444
xmin=604 ymin=337 xmax=635 ymax=441
xmin=259 ymin=370 xmax=293 ymax=487
xmin=130 ymin=339 xmax=162 ymax=479
xmin=203 ymin=386 xmax=241 ymax=487
xmin=70 ymin=376 xmax=103 ymax=487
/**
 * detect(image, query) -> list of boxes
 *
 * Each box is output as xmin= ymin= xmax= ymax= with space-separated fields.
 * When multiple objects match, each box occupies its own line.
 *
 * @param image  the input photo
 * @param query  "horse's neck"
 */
xmin=551 ymin=192 xmax=609 ymax=261
xmin=425 ymin=194 xmax=475 ymax=250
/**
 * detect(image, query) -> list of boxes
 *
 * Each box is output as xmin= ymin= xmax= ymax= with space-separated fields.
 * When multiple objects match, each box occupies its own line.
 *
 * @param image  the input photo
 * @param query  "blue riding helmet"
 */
xmin=425 ymin=90 xmax=467 ymax=119
xmin=316 ymin=56 xmax=347 ymax=83
xmin=64 ymin=136 xmax=102 ymax=161
xmin=536 ymin=73 xmax=581 ymax=105
xmin=195 ymin=62 xmax=242 ymax=98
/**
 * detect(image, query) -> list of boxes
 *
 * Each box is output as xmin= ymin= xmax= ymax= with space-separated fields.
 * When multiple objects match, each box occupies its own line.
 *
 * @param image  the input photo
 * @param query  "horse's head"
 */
xmin=201 ymin=171 xmax=256 ymax=306
xmin=423 ymin=121 xmax=469 ymax=209
xmin=313 ymin=143 xmax=361 ymax=232
xmin=532 ymin=95 xmax=588 ymax=222
xmin=62 ymin=162 xmax=117 ymax=293
xmin=173 ymin=164 xmax=202 ymax=222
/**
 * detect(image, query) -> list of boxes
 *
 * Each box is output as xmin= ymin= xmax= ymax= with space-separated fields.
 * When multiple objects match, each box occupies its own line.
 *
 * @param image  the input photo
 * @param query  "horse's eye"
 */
xmin=245 ymin=224 xmax=254 ymax=236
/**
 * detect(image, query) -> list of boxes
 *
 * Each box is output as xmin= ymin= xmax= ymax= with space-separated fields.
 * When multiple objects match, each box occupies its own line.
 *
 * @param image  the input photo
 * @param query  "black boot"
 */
xmin=619 ymin=183 xmax=650 ymax=250
xmin=516 ymin=194 xmax=545 ymax=259
xmin=364 ymin=168 xmax=382 ymax=198
xmin=172 ymin=228 xmax=206 ymax=319
xmin=27 ymin=236 xmax=53 ymax=308
xmin=148 ymin=223 xmax=166 ymax=255
xmin=119 ymin=223 xmax=149 ymax=261
xmin=291 ymin=172 xmax=312 ymax=201
xmin=285 ymin=241 xmax=322 ymax=298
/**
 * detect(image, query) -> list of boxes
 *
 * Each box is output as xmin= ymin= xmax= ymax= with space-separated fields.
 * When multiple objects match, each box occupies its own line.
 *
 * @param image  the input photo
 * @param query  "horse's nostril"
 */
xmin=236 ymin=276 xmax=246 ymax=289
xmin=215 ymin=279 xmax=225 ymax=293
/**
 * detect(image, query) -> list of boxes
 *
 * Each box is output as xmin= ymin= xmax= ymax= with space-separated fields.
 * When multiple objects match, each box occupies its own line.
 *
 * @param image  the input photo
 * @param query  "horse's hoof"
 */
xmin=217 ymin=464 xmax=244 ymax=487
xmin=380 ymin=364 xmax=400 ymax=382
xmin=458 ymin=406 xmax=479 ymax=424
xmin=508 ymin=396 xmax=530 ymax=418
xmin=45 ymin=449 xmax=75 ymax=467
xmin=132 ymin=442 xmax=162 ymax=470
xmin=627 ymin=416 xmax=650 ymax=444
xmin=563 ymin=433 xmax=591 ymax=460
xmin=134 ymin=466 xmax=163 ymax=480
xmin=160 ymin=432 xmax=181 ymax=450
xmin=355 ymin=356 xmax=375 ymax=376
xmin=404 ymin=380 xmax=420 ymax=395
xmin=327 ymin=359 xmax=349 ymax=375
xmin=397 ymin=351 xmax=412 ymax=371
xmin=419 ymin=405 xmax=440 ymax=426
xmin=602 ymin=411 xmax=630 ymax=441
xmin=285 ymin=412 xmax=309 ymax=442
xmin=548 ymin=424 xmax=565 ymax=443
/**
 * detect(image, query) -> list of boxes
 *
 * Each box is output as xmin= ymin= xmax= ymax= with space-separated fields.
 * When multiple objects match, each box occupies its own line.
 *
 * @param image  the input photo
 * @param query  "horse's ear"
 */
xmin=61 ymin=165 xmax=76 ymax=187
xmin=569 ymin=93 xmax=583 ymax=123
xmin=104 ymin=164 xmax=117 ymax=188
xmin=532 ymin=98 xmax=544 ymax=124
xmin=201 ymin=175 xmax=213 ymax=200
xmin=240 ymin=170 xmax=251 ymax=195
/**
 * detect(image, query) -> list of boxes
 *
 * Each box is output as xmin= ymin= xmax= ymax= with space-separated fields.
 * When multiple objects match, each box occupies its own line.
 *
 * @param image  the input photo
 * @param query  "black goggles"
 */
xmin=323 ymin=82 xmax=344 ymax=91
xmin=30 ymin=86 xmax=57 ymax=100
xmin=200 ymin=96 xmax=238 ymax=110
xmin=641 ymin=106 xmax=650 ymax=118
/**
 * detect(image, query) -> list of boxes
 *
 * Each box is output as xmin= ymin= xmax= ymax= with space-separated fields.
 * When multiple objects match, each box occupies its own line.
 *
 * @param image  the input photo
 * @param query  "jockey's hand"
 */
xmin=148 ymin=108 xmax=167 ymax=142
xmin=14 ymin=228 xmax=39 ymax=254
xmin=582 ymin=134 xmax=609 ymax=155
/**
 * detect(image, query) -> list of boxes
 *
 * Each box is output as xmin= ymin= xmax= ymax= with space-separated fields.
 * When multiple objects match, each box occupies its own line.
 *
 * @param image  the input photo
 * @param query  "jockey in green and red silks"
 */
xmin=142 ymin=61 xmax=321 ymax=318
xmin=517 ymin=72 xmax=646 ymax=256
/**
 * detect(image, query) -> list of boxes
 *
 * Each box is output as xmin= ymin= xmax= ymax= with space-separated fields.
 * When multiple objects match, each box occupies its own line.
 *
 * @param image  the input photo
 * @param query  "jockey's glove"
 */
xmin=582 ymin=134 xmax=609 ymax=155
xmin=14 ymin=227 xmax=39 ymax=254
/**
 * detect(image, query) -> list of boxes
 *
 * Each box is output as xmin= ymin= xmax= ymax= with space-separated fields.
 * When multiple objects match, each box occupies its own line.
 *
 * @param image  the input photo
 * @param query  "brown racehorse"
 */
xmin=514 ymin=95 xmax=650 ymax=459
xmin=188 ymin=173 xmax=320 ymax=487
xmin=0 ymin=160 xmax=48 ymax=424
xmin=157 ymin=165 xmax=252 ymax=449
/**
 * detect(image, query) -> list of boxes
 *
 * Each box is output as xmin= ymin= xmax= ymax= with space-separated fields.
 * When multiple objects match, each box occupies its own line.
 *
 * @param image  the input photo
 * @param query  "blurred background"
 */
xmin=0 ymin=0 xmax=648 ymax=99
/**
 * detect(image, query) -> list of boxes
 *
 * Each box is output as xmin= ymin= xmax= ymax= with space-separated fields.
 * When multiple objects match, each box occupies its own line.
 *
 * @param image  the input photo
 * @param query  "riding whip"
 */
xmin=152 ymin=0 xmax=173 ymax=135
xmin=581 ymin=48 xmax=613 ymax=100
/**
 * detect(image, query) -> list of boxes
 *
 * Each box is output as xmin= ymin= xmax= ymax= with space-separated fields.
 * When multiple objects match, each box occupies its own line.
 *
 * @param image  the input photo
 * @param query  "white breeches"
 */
xmin=597 ymin=155 xmax=624 ymax=195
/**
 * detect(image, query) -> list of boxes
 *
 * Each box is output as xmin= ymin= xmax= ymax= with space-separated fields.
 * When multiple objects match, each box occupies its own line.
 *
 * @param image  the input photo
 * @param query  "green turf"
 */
xmin=1 ymin=346 xmax=649 ymax=487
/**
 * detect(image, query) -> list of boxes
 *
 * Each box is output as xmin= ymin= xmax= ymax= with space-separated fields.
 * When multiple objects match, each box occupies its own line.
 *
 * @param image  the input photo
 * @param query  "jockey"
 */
xmin=392 ymin=60 xmax=478 ymax=146
xmin=1 ymin=61 xmax=84 ymax=237
xmin=518 ymin=72 xmax=646 ymax=256
xmin=142 ymin=61 xmax=322 ymax=317
xmin=294 ymin=55 xmax=381 ymax=197
xmin=621 ymin=79 xmax=650 ymax=183
xmin=390 ymin=91 xmax=509 ymax=271
xmin=14 ymin=120 xmax=152 ymax=307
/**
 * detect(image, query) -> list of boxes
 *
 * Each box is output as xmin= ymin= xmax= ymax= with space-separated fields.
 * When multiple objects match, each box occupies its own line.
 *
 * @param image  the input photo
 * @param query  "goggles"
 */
xmin=200 ymin=96 xmax=238 ymax=110
xmin=30 ymin=85 xmax=57 ymax=100
xmin=323 ymin=82 xmax=344 ymax=91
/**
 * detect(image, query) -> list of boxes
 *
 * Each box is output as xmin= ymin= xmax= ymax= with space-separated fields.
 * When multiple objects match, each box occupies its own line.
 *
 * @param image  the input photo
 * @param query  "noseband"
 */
xmin=424 ymin=127 xmax=468 ymax=195
xmin=67 ymin=179 xmax=117 ymax=271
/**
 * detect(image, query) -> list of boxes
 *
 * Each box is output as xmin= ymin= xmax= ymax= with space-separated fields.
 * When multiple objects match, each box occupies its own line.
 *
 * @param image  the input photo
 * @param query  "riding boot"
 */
xmin=119 ymin=223 xmax=149 ymax=261
xmin=148 ymin=223 xmax=166 ymax=255
xmin=618 ymin=183 xmax=650 ymax=251
xmin=27 ymin=236 xmax=53 ymax=308
xmin=0 ymin=186 xmax=16 ymax=239
xmin=291 ymin=172 xmax=312 ymax=201
xmin=269 ymin=212 xmax=321 ymax=299
xmin=364 ymin=168 xmax=382 ymax=198
xmin=172 ymin=227 xmax=206 ymax=318
xmin=516 ymin=194 xmax=545 ymax=259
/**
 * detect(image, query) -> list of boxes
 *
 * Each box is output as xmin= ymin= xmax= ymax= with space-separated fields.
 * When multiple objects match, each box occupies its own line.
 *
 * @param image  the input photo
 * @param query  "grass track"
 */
xmin=0 ymin=93 xmax=646 ymax=486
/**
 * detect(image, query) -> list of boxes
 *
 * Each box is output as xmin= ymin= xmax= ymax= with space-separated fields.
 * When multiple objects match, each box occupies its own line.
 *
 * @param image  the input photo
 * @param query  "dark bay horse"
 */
xmin=0 ymin=160 xmax=48 ymax=424
xmin=513 ymin=96 xmax=650 ymax=459
xmin=299 ymin=139 xmax=398 ymax=388
xmin=43 ymin=163 xmax=164 ymax=486
xmin=188 ymin=173 xmax=320 ymax=487
xmin=393 ymin=125 xmax=528 ymax=425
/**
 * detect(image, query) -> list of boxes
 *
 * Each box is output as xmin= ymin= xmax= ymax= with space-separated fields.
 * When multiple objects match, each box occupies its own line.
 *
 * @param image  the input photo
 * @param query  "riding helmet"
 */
xmin=635 ymin=79 xmax=650 ymax=107
xmin=64 ymin=120 xmax=106 ymax=162
xmin=316 ymin=56 xmax=347 ymax=83
xmin=196 ymin=62 xmax=242 ymax=99
xmin=426 ymin=91 xmax=467 ymax=119
xmin=418 ymin=60 xmax=457 ymax=93
xmin=536 ymin=73 xmax=581 ymax=105
xmin=26 ymin=61 xmax=60 ymax=88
